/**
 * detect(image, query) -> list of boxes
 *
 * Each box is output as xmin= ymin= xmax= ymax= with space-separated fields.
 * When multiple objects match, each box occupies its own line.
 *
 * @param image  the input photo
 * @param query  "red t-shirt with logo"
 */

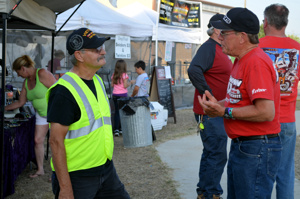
xmin=259 ymin=36 xmax=300 ymax=123
xmin=224 ymin=47 xmax=281 ymax=139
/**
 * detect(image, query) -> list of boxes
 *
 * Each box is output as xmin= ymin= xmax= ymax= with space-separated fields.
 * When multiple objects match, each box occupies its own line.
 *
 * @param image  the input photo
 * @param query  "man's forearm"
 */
xmin=188 ymin=65 xmax=212 ymax=94
xmin=200 ymin=91 xmax=275 ymax=122
xmin=49 ymin=123 xmax=74 ymax=198
xmin=51 ymin=140 xmax=73 ymax=195
xmin=228 ymin=99 xmax=275 ymax=122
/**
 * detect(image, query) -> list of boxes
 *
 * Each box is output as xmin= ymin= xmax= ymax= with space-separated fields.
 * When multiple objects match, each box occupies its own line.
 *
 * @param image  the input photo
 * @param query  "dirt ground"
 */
xmin=6 ymin=109 xmax=195 ymax=199
xmin=6 ymin=100 xmax=300 ymax=199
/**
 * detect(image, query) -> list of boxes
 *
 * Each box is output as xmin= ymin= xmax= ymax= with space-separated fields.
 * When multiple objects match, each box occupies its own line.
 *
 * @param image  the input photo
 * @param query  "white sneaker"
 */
xmin=119 ymin=130 xmax=122 ymax=135
xmin=114 ymin=130 xmax=120 ymax=137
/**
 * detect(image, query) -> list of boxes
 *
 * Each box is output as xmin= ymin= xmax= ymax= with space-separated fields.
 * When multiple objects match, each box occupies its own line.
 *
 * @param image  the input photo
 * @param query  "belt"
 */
xmin=233 ymin=133 xmax=279 ymax=143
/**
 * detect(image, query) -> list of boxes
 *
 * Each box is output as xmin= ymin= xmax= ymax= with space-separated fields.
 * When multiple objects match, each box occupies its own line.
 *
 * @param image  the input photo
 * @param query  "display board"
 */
xmin=149 ymin=66 xmax=176 ymax=123
xmin=159 ymin=0 xmax=201 ymax=28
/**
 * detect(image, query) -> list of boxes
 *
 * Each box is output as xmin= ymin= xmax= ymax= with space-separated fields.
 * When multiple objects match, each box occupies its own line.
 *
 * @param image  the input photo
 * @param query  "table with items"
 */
xmin=3 ymin=114 xmax=36 ymax=198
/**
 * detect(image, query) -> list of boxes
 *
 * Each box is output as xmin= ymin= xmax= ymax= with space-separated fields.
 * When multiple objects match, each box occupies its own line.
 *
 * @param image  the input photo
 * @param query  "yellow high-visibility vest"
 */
xmin=46 ymin=72 xmax=113 ymax=172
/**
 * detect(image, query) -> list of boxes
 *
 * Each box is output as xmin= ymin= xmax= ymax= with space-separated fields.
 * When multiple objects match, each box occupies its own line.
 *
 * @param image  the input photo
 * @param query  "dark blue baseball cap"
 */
xmin=210 ymin=8 xmax=260 ymax=34
xmin=67 ymin=28 xmax=110 ymax=55
xmin=207 ymin=14 xmax=225 ymax=28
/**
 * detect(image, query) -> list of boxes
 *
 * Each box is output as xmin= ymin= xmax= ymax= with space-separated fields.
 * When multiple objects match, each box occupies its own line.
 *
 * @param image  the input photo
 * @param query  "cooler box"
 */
xmin=150 ymin=101 xmax=168 ymax=131
xmin=161 ymin=109 xmax=168 ymax=126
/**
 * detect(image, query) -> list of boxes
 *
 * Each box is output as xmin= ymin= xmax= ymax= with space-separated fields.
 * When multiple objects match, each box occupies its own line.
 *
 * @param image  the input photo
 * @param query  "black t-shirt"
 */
xmin=47 ymin=78 xmax=106 ymax=176
xmin=47 ymin=78 xmax=97 ymax=125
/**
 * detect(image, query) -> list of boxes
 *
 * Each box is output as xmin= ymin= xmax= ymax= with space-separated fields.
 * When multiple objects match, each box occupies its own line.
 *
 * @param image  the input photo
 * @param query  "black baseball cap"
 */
xmin=207 ymin=14 xmax=225 ymax=28
xmin=67 ymin=28 xmax=110 ymax=55
xmin=210 ymin=8 xmax=259 ymax=34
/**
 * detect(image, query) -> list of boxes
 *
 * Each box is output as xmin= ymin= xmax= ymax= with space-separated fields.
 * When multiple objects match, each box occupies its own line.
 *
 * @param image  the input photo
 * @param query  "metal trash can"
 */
xmin=118 ymin=97 xmax=152 ymax=148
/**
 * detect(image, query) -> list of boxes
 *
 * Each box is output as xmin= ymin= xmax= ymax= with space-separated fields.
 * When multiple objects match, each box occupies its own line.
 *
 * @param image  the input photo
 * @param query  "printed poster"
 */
xmin=115 ymin=35 xmax=131 ymax=59
xmin=165 ymin=41 xmax=173 ymax=62
xmin=159 ymin=0 xmax=201 ymax=28
xmin=262 ymin=48 xmax=299 ymax=95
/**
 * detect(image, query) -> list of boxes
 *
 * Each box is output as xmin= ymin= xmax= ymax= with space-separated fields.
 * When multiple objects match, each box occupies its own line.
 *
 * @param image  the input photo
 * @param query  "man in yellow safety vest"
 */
xmin=47 ymin=28 xmax=130 ymax=199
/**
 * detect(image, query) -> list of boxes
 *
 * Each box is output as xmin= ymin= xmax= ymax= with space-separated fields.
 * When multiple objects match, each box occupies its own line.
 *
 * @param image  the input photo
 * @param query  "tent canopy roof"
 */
xmin=56 ymin=0 xmax=153 ymax=37
xmin=0 ymin=0 xmax=84 ymax=30
xmin=33 ymin=0 xmax=84 ymax=13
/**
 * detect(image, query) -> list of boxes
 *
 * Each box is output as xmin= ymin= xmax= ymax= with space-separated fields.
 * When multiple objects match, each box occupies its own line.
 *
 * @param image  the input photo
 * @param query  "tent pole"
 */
xmin=1 ymin=2 xmax=23 ymax=198
xmin=8 ymin=0 xmax=23 ymax=16
xmin=155 ymin=0 xmax=160 ymax=66
xmin=50 ymin=31 xmax=55 ymax=73
xmin=1 ymin=13 xmax=8 ymax=199
xmin=56 ymin=0 xmax=85 ymax=35
xmin=148 ymin=37 xmax=152 ymax=75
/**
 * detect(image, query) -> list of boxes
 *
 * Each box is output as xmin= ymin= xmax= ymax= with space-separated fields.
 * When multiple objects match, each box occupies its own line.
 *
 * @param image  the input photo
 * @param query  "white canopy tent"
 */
xmin=118 ymin=2 xmax=202 ymax=44
xmin=55 ymin=0 xmax=153 ymax=38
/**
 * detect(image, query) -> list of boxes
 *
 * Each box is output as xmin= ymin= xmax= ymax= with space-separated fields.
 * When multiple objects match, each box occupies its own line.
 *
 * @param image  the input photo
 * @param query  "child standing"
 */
xmin=131 ymin=60 xmax=150 ymax=97
xmin=111 ymin=60 xmax=131 ymax=136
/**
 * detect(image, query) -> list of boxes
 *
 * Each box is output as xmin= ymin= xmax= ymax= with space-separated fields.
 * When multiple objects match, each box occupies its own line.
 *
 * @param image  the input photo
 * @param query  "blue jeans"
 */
xmin=276 ymin=122 xmax=296 ymax=199
xmin=113 ymin=95 xmax=126 ymax=131
xmin=52 ymin=160 xmax=130 ymax=199
xmin=227 ymin=136 xmax=282 ymax=199
xmin=195 ymin=114 xmax=228 ymax=198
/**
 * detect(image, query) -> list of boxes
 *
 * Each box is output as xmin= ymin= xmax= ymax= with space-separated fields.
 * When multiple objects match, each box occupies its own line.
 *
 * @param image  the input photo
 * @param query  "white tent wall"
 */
xmin=1 ymin=30 xmax=67 ymax=88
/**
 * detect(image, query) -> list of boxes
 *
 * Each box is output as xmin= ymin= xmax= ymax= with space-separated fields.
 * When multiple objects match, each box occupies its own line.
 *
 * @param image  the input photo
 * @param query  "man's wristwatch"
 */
xmin=224 ymin=107 xmax=233 ymax=119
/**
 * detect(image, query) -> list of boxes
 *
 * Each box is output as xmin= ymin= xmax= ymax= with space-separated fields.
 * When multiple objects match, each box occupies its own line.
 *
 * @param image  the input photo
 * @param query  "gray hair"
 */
xmin=247 ymin=34 xmax=259 ymax=44
xmin=70 ymin=54 xmax=78 ymax=66
xmin=207 ymin=27 xmax=214 ymax=36
xmin=264 ymin=4 xmax=289 ymax=30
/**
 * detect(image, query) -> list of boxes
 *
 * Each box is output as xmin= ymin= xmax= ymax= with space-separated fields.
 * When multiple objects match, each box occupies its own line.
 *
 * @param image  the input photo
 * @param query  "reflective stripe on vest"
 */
xmin=61 ymin=74 xmax=111 ymax=139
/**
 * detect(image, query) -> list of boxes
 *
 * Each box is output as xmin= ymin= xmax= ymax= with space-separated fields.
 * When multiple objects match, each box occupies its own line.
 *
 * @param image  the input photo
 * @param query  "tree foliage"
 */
xmin=287 ymin=34 xmax=300 ymax=43
xmin=258 ymin=24 xmax=300 ymax=43
xmin=258 ymin=24 xmax=265 ymax=39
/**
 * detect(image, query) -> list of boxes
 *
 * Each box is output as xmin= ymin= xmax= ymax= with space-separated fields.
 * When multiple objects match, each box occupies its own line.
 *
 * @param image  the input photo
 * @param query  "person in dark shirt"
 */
xmin=47 ymin=49 xmax=65 ymax=73
xmin=188 ymin=14 xmax=233 ymax=199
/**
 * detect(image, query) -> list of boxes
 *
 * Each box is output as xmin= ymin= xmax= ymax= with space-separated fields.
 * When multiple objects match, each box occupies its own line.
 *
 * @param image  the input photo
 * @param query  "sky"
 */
xmin=204 ymin=0 xmax=300 ymax=37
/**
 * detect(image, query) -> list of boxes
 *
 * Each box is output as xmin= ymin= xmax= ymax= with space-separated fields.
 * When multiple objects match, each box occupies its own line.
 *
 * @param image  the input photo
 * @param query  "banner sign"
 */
xmin=115 ymin=35 xmax=131 ymax=59
xmin=165 ymin=41 xmax=173 ymax=62
xmin=159 ymin=0 xmax=201 ymax=28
